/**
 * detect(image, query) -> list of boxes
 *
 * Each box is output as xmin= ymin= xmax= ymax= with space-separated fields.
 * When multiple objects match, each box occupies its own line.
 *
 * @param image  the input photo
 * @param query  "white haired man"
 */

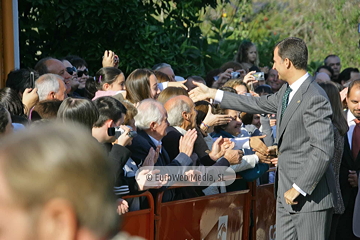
xmin=35 ymin=73 xmax=67 ymax=101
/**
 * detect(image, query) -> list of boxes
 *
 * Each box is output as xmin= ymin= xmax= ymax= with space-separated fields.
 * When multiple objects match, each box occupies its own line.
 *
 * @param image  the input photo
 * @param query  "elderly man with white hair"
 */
xmin=163 ymin=95 xmax=268 ymax=174
xmin=126 ymin=99 xmax=200 ymax=202
xmin=35 ymin=73 xmax=67 ymax=101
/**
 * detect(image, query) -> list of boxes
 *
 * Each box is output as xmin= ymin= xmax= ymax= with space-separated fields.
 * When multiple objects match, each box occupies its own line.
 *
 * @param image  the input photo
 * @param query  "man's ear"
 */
xmin=284 ymin=58 xmax=291 ymax=68
xmin=37 ymin=198 xmax=77 ymax=240
xmin=105 ymin=119 xmax=114 ymax=128
xmin=48 ymin=91 xmax=56 ymax=100
xmin=182 ymin=111 xmax=190 ymax=121
xmin=149 ymin=121 xmax=157 ymax=131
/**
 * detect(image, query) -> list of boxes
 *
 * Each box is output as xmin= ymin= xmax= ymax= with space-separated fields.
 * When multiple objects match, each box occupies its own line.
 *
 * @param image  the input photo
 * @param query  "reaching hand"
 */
xmin=256 ymin=151 xmax=276 ymax=164
xmin=179 ymin=128 xmax=198 ymax=157
xmin=203 ymin=105 xmax=232 ymax=127
xmin=209 ymin=137 xmax=234 ymax=160
xmin=224 ymin=149 xmax=243 ymax=165
xmin=212 ymin=68 xmax=233 ymax=88
xmin=243 ymin=71 xmax=257 ymax=85
xmin=117 ymin=199 xmax=129 ymax=215
xmin=249 ymin=135 xmax=267 ymax=155
xmin=270 ymin=158 xmax=278 ymax=166
xmin=267 ymin=145 xmax=278 ymax=156
xmin=188 ymin=81 xmax=217 ymax=103
xmin=22 ymin=88 xmax=39 ymax=114
xmin=167 ymin=80 xmax=188 ymax=90
xmin=102 ymin=50 xmax=119 ymax=68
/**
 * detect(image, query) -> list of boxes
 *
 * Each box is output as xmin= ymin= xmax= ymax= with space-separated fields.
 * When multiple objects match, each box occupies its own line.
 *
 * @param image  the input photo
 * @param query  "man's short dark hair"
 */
xmin=34 ymin=57 xmax=54 ymax=76
xmin=93 ymin=96 xmax=127 ymax=127
xmin=0 ymin=105 xmax=10 ymax=134
xmin=275 ymin=37 xmax=308 ymax=70
xmin=324 ymin=54 xmax=339 ymax=65
xmin=339 ymin=68 xmax=359 ymax=83
xmin=65 ymin=55 xmax=88 ymax=68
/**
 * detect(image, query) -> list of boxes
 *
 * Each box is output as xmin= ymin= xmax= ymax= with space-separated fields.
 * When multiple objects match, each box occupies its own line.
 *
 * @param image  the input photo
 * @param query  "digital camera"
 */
xmin=253 ymin=72 xmax=265 ymax=81
xmin=108 ymin=126 xmax=137 ymax=139
xmin=230 ymin=72 xmax=241 ymax=79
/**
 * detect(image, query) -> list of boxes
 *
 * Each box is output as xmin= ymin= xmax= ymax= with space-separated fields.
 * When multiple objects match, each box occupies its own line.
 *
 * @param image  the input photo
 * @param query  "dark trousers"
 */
xmin=336 ymin=198 xmax=360 ymax=240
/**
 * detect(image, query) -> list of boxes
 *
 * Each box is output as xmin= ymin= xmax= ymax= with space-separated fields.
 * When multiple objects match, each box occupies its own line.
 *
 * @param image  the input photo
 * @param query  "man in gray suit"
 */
xmin=189 ymin=37 xmax=335 ymax=239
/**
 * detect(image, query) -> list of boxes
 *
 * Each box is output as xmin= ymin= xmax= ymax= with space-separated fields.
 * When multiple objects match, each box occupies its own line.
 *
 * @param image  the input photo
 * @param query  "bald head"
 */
xmin=165 ymin=95 xmax=196 ymax=129
xmin=315 ymin=72 xmax=331 ymax=83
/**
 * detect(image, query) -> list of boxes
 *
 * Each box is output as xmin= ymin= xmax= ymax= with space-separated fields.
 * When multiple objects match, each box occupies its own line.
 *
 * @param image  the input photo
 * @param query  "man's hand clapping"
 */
xmin=179 ymin=128 xmax=198 ymax=157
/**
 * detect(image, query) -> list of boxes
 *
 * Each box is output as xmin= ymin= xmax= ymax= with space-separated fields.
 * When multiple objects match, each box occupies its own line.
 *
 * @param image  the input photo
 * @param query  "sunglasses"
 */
xmin=77 ymin=68 xmax=89 ymax=77
xmin=66 ymin=67 xmax=77 ymax=75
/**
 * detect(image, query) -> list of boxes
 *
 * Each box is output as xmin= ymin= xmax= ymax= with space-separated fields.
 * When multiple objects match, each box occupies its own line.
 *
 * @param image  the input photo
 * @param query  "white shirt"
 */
xmin=288 ymin=73 xmax=310 ymax=104
xmin=148 ymin=134 xmax=162 ymax=153
xmin=347 ymin=110 xmax=357 ymax=148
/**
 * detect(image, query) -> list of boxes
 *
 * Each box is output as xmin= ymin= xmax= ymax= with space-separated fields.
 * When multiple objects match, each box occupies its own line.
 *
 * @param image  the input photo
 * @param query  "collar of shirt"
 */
xmin=174 ymin=126 xmax=187 ymax=135
xmin=347 ymin=110 xmax=357 ymax=126
xmin=147 ymin=134 xmax=162 ymax=150
xmin=288 ymin=72 xmax=310 ymax=103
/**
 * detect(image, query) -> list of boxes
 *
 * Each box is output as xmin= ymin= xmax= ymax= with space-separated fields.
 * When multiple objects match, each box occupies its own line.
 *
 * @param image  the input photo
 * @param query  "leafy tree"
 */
xmin=19 ymin=0 xmax=216 ymax=77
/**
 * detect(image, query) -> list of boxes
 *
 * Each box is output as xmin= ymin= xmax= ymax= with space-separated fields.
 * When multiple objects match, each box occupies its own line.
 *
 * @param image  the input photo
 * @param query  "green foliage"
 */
xmin=18 ymin=0 xmax=216 ymax=77
xmin=19 ymin=0 xmax=359 ymax=79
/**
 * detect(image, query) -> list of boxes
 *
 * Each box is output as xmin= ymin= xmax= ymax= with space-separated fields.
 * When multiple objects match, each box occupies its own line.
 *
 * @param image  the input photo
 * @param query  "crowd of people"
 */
xmin=0 ymin=38 xmax=360 ymax=240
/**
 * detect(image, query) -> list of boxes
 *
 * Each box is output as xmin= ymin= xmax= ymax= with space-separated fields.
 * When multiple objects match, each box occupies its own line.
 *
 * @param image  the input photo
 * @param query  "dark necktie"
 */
xmin=352 ymin=118 xmax=360 ymax=160
xmin=280 ymin=86 xmax=292 ymax=122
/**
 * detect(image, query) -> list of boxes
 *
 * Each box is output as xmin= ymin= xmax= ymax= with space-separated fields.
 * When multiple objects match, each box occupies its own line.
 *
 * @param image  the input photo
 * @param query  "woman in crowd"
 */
xmin=0 ymin=87 xmax=28 ymax=125
xmin=125 ymin=68 xmax=161 ymax=105
xmin=319 ymin=82 xmax=348 ymax=240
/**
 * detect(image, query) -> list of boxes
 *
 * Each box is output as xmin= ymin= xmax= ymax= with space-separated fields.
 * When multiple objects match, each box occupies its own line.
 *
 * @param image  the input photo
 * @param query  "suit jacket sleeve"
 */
xmin=220 ymin=90 xmax=281 ymax=114
xmin=295 ymin=94 xmax=334 ymax=195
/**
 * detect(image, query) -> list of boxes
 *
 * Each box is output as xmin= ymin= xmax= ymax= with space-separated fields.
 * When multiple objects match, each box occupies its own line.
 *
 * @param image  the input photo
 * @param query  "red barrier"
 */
xmin=121 ymin=191 xmax=155 ymax=240
xmin=120 ymin=169 xmax=277 ymax=240
xmin=250 ymin=168 xmax=277 ymax=240
xmin=154 ymin=179 xmax=252 ymax=240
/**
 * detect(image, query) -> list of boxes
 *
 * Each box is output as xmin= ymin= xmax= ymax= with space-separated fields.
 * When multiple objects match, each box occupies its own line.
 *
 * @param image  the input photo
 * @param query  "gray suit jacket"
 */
xmin=220 ymin=76 xmax=335 ymax=213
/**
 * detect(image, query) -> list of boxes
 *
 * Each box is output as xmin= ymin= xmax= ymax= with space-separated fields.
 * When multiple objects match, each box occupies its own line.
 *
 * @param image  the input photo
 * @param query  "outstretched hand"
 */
xmin=189 ymin=81 xmax=217 ymax=103
xmin=203 ymin=105 xmax=232 ymax=127
xmin=249 ymin=135 xmax=267 ymax=155
xmin=167 ymin=80 xmax=188 ymax=90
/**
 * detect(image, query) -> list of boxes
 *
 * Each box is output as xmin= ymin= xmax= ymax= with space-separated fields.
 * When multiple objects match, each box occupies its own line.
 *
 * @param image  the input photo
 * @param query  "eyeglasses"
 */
xmin=66 ymin=67 xmax=77 ymax=75
xmin=77 ymin=68 xmax=89 ymax=77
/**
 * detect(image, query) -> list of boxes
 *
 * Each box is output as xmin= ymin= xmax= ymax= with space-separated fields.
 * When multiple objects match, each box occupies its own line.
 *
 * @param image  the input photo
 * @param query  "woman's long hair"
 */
xmin=319 ymin=82 xmax=348 ymax=136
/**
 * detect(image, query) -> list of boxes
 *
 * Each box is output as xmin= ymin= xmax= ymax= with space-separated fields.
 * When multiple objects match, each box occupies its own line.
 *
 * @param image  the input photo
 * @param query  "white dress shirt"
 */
xmin=347 ymin=110 xmax=357 ymax=148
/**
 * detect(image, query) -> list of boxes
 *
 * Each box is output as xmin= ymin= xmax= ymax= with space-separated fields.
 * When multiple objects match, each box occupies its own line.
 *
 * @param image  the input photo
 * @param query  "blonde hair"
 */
xmin=0 ymin=122 xmax=118 ymax=237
